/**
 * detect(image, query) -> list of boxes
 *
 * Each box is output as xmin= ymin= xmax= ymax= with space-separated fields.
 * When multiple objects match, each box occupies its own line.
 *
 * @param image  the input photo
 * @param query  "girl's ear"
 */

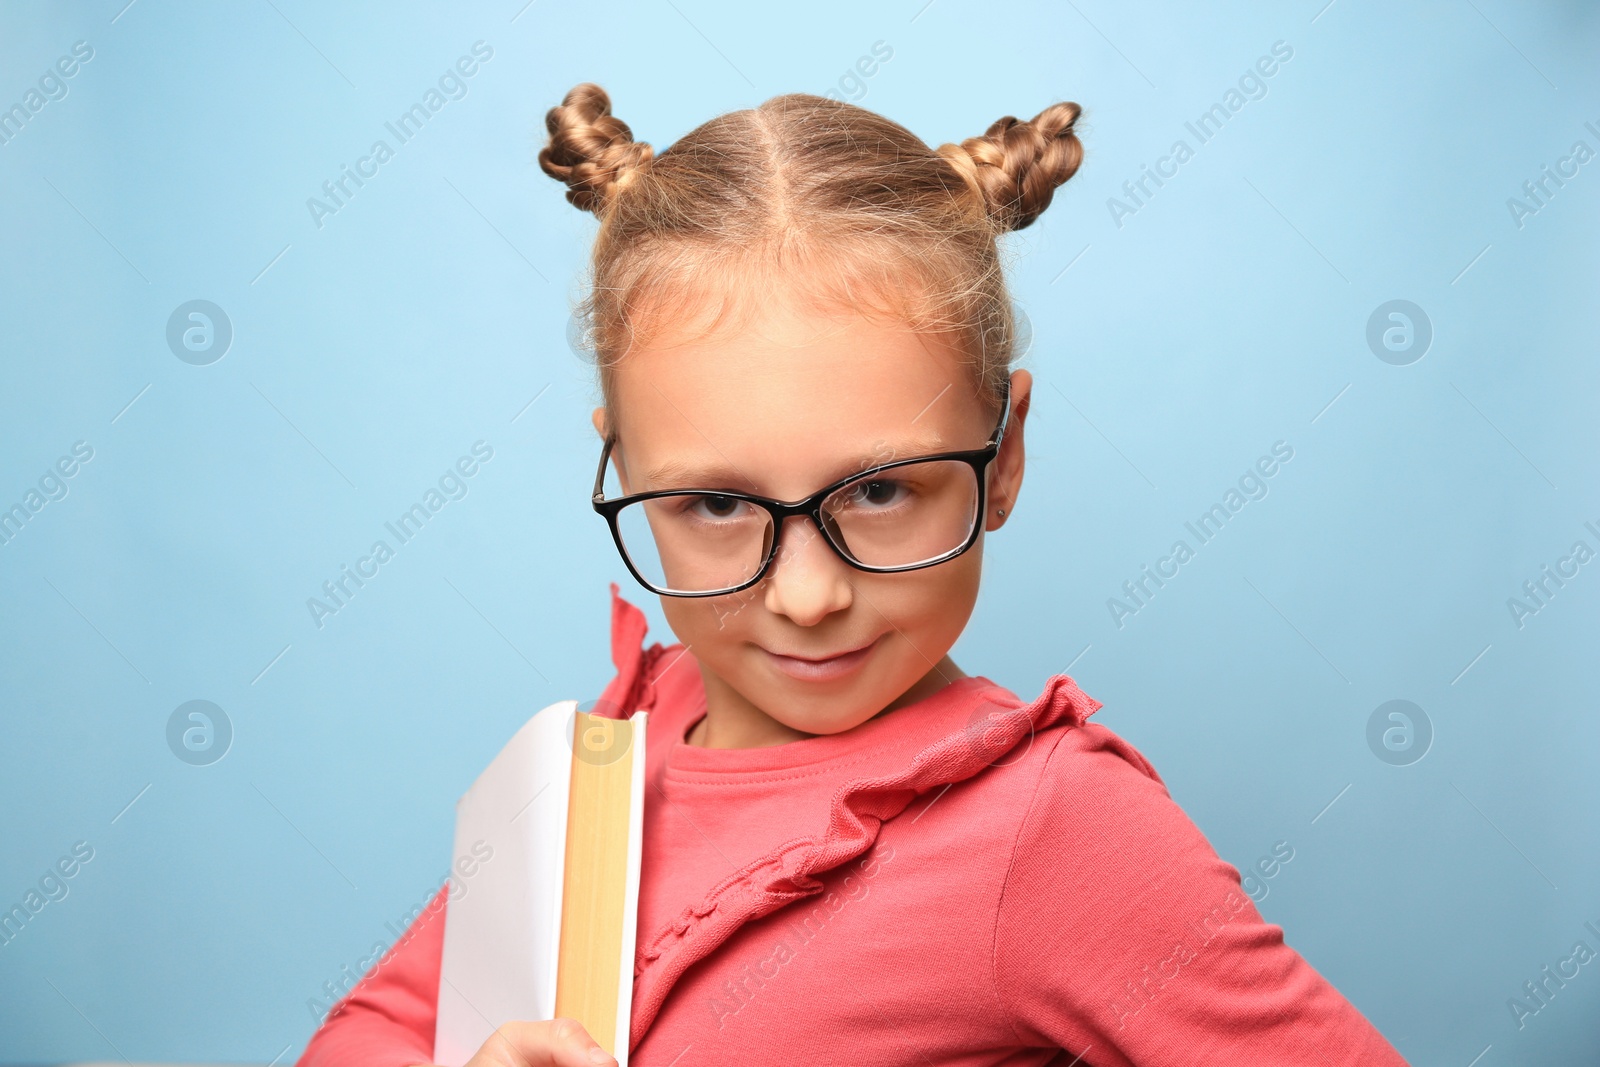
xmin=987 ymin=370 xmax=1032 ymax=531
xmin=592 ymin=406 xmax=609 ymax=439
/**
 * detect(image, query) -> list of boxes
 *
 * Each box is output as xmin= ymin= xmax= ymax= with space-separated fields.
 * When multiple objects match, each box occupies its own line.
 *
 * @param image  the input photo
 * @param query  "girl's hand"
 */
xmin=412 ymin=1018 xmax=618 ymax=1067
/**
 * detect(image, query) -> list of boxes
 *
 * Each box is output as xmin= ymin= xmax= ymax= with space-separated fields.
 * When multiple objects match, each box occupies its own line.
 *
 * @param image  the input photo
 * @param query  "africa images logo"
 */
xmin=165 ymin=300 xmax=233 ymax=365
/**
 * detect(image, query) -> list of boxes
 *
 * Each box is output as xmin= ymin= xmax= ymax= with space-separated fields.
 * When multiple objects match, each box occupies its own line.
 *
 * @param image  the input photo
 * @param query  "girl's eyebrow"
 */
xmin=641 ymin=458 xmax=758 ymax=492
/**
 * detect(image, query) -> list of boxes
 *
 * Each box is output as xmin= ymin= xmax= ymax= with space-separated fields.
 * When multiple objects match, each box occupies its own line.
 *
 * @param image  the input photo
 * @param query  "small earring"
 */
xmin=996 ymin=507 xmax=1006 ymax=517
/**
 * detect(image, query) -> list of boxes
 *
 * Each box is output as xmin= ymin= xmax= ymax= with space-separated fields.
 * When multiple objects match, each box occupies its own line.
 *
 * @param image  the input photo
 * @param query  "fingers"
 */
xmin=465 ymin=1018 xmax=618 ymax=1067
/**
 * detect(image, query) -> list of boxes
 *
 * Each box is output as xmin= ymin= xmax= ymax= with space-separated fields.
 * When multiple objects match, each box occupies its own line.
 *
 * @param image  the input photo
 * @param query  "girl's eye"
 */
xmin=844 ymin=479 xmax=909 ymax=508
xmin=684 ymin=494 xmax=750 ymax=521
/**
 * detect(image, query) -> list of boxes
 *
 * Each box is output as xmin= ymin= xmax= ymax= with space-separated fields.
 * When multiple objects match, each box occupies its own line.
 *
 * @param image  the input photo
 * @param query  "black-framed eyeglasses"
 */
xmin=592 ymin=380 xmax=1011 ymax=597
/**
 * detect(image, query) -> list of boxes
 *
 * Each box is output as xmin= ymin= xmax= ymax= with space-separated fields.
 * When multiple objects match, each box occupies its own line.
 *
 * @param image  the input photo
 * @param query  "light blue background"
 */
xmin=2 ymin=1 xmax=1597 ymax=1063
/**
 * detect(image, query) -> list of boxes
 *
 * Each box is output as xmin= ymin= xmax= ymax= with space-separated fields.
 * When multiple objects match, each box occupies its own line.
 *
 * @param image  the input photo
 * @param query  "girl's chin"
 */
xmin=764 ymin=699 xmax=890 ymax=740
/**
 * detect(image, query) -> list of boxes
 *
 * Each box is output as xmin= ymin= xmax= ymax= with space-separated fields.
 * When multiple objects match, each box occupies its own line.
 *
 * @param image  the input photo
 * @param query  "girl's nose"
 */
xmin=762 ymin=515 xmax=854 ymax=626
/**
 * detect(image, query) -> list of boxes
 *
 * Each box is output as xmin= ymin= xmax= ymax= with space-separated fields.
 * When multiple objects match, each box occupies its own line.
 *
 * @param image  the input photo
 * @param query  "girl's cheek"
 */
xmin=661 ymin=593 xmax=750 ymax=643
xmin=905 ymin=558 xmax=982 ymax=615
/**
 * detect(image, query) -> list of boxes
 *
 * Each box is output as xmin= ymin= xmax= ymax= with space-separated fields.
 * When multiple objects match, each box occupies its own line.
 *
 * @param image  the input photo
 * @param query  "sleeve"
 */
xmin=295 ymin=885 xmax=447 ymax=1067
xmin=993 ymin=724 xmax=1409 ymax=1067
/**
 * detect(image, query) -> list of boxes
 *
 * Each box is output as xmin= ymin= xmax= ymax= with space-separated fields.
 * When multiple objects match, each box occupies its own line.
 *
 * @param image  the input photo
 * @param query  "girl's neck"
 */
xmin=686 ymin=656 xmax=969 ymax=749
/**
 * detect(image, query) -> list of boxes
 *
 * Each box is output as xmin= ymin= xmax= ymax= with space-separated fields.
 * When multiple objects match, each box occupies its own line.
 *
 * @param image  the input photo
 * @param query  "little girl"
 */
xmin=298 ymin=85 xmax=1408 ymax=1067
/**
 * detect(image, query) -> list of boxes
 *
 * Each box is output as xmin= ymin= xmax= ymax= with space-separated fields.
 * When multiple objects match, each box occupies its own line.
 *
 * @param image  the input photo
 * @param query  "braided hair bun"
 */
xmin=537 ymin=82 xmax=655 ymax=215
xmin=936 ymin=102 xmax=1084 ymax=233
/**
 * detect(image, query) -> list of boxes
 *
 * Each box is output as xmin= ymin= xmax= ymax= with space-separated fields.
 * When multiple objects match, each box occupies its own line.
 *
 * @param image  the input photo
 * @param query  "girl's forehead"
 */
xmin=615 ymin=313 xmax=976 ymax=427
xmin=607 ymin=309 xmax=992 ymax=492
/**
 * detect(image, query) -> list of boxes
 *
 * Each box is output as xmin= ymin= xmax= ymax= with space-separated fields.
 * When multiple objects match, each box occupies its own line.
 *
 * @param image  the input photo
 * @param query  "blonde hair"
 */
xmin=538 ymin=83 xmax=1084 ymax=417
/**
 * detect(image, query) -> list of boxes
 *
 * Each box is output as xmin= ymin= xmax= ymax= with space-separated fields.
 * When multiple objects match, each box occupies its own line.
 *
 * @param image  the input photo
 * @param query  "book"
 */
xmin=434 ymin=701 xmax=647 ymax=1066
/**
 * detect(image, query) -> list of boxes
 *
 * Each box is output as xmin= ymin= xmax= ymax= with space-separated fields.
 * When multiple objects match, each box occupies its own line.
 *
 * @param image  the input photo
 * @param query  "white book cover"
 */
xmin=433 ymin=700 xmax=647 ymax=1066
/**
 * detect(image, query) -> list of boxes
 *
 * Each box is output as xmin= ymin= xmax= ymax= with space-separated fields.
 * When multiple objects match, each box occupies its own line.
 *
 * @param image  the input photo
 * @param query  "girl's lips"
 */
xmin=762 ymin=635 xmax=883 ymax=682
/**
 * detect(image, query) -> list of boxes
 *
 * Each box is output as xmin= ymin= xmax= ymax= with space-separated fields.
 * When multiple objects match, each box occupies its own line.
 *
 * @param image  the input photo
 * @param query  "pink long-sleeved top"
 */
xmin=297 ymin=584 xmax=1408 ymax=1066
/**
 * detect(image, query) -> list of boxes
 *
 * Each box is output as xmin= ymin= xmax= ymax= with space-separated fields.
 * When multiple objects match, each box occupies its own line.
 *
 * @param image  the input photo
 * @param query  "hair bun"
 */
xmin=937 ymin=101 xmax=1084 ymax=233
xmin=538 ymin=82 xmax=655 ymax=215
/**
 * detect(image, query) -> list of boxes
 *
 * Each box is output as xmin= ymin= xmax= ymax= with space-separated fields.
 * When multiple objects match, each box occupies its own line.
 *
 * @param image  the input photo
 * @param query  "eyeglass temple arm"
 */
xmin=990 ymin=377 xmax=1013 ymax=447
xmin=592 ymin=435 xmax=616 ymax=504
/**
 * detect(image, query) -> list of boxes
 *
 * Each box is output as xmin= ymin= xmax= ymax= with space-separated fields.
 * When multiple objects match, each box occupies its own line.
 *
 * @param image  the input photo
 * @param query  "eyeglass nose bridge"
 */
xmin=750 ymin=499 xmax=856 ymax=583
